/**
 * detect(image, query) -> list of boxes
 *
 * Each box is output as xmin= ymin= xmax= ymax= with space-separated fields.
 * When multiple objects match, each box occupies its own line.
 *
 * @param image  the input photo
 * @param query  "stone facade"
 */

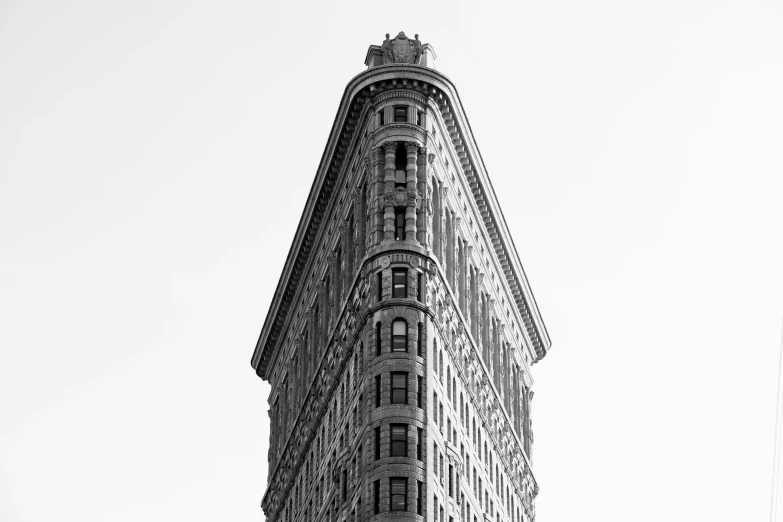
xmin=250 ymin=33 xmax=551 ymax=522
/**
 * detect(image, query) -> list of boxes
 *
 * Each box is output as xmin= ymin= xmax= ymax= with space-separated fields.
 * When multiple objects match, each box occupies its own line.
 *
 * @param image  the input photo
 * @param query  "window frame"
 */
xmin=392 ymin=269 xmax=407 ymax=298
xmin=393 ymin=105 xmax=407 ymax=123
xmin=390 ymin=372 xmax=408 ymax=404
xmin=391 ymin=319 xmax=407 ymax=352
xmin=390 ymin=477 xmax=408 ymax=511
xmin=390 ymin=424 xmax=407 ymax=457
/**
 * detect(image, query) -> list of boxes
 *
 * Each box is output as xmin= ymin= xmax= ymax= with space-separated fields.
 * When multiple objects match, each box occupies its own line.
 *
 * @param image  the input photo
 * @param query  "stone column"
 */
xmin=354 ymin=182 xmax=365 ymax=265
xmin=405 ymin=141 xmax=419 ymax=242
xmin=416 ymin=147 xmax=428 ymax=246
xmin=383 ymin=141 xmax=397 ymax=241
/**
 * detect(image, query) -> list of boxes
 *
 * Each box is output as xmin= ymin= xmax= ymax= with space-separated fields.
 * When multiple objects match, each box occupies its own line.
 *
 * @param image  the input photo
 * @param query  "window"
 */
xmin=394 ymin=106 xmax=407 ymax=123
xmin=392 ymin=319 xmax=407 ymax=352
xmin=375 ymin=427 xmax=381 ymax=460
xmin=391 ymin=372 xmax=407 ymax=404
xmin=390 ymin=477 xmax=407 ymax=511
xmin=416 ymin=110 xmax=423 ymax=126
xmin=375 ymin=375 xmax=381 ymax=407
xmin=417 ymin=376 xmax=423 ymax=408
xmin=449 ymin=464 xmax=454 ymax=497
xmin=391 ymin=424 xmax=407 ymax=457
xmin=417 ymin=428 xmax=423 ymax=461
xmin=395 ymin=208 xmax=405 ymax=240
xmin=377 ymin=272 xmax=382 ymax=303
xmin=418 ymin=480 xmax=423 ymax=515
xmin=392 ymin=269 xmax=407 ymax=298
xmin=417 ymin=273 xmax=423 ymax=303
xmin=376 ymin=322 xmax=382 ymax=356
xmin=417 ymin=322 xmax=423 ymax=357
xmin=374 ymin=480 xmax=381 ymax=514
xmin=378 ymin=110 xmax=385 ymax=126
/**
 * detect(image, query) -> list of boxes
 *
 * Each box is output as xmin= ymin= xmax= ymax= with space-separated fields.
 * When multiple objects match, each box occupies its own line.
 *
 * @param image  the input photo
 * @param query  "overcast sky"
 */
xmin=2 ymin=1 xmax=783 ymax=521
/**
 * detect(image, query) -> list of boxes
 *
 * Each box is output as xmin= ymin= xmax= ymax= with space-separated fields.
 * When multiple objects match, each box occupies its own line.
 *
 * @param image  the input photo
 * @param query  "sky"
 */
xmin=1 ymin=0 xmax=782 ymax=521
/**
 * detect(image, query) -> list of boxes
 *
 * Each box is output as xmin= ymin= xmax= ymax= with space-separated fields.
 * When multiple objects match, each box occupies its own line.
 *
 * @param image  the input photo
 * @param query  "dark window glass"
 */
xmin=375 ymin=375 xmax=382 ymax=407
xmin=391 ymin=424 xmax=407 ymax=457
xmin=417 ymin=273 xmax=423 ymax=303
xmin=377 ymin=273 xmax=382 ymax=303
xmin=374 ymin=480 xmax=380 ymax=514
xmin=418 ymin=376 xmax=423 ymax=408
xmin=394 ymin=106 xmax=407 ymax=123
xmin=392 ymin=319 xmax=407 ymax=352
xmin=417 ymin=322 xmax=423 ymax=357
xmin=392 ymin=269 xmax=407 ymax=298
xmin=375 ymin=427 xmax=381 ymax=460
xmin=417 ymin=428 xmax=423 ymax=461
xmin=379 ymin=110 xmax=385 ymax=126
xmin=418 ymin=480 xmax=423 ymax=515
xmin=391 ymin=372 xmax=407 ymax=404
xmin=395 ymin=208 xmax=405 ymax=240
xmin=376 ymin=322 xmax=382 ymax=356
xmin=390 ymin=478 xmax=407 ymax=511
xmin=416 ymin=110 xmax=423 ymax=126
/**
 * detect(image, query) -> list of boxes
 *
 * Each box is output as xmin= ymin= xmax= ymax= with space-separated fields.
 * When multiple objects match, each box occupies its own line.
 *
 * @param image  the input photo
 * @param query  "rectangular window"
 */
xmin=449 ymin=464 xmax=454 ymax=497
xmin=417 ymin=428 xmax=423 ymax=461
xmin=417 ymin=480 xmax=423 ymax=515
xmin=392 ymin=269 xmax=407 ymax=298
xmin=395 ymin=208 xmax=405 ymax=240
xmin=375 ymin=375 xmax=381 ymax=407
xmin=417 ymin=273 xmax=423 ymax=303
xmin=391 ymin=424 xmax=407 ymax=457
xmin=374 ymin=480 xmax=381 ymax=514
xmin=417 ymin=322 xmax=423 ymax=357
xmin=391 ymin=372 xmax=407 ymax=404
xmin=433 ymin=392 xmax=438 ymax=424
xmin=416 ymin=110 xmax=423 ymax=126
xmin=392 ymin=319 xmax=407 ymax=352
xmin=390 ymin=477 xmax=407 ymax=511
xmin=394 ymin=106 xmax=407 ymax=123
xmin=417 ymin=376 xmax=423 ymax=408
xmin=375 ymin=426 xmax=381 ymax=460
xmin=378 ymin=110 xmax=385 ymax=126
xmin=376 ymin=322 xmax=382 ymax=356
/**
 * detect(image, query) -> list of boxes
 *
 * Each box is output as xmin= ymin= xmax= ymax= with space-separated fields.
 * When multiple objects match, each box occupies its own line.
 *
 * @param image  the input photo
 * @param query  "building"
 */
xmin=250 ymin=32 xmax=551 ymax=522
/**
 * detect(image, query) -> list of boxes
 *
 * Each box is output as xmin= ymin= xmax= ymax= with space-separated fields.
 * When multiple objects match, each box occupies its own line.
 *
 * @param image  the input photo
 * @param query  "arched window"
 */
xmin=392 ymin=319 xmax=407 ymax=352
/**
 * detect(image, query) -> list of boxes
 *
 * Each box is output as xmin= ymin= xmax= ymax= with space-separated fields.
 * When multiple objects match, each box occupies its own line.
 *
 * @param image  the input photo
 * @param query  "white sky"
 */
xmin=2 ymin=1 xmax=782 ymax=521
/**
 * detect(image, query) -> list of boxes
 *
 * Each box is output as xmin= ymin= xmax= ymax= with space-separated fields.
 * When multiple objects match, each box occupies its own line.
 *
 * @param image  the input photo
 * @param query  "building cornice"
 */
xmin=251 ymin=64 xmax=550 ymax=379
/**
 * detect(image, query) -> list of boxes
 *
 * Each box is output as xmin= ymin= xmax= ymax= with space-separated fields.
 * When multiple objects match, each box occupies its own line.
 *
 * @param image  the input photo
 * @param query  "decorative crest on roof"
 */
xmin=381 ymin=32 xmax=423 ymax=65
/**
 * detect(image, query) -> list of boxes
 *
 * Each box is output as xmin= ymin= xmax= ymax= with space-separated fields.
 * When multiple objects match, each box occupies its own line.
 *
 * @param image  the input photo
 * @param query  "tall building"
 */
xmin=250 ymin=32 xmax=551 ymax=522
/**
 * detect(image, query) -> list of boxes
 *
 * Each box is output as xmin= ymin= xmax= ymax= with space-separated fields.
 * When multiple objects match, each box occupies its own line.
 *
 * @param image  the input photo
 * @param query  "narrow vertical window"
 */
xmin=417 ymin=428 xmax=423 ymax=461
xmin=374 ymin=480 xmax=381 ymax=514
xmin=416 ymin=110 xmax=423 ymax=127
xmin=391 ymin=319 xmax=407 ymax=352
xmin=449 ymin=464 xmax=454 ymax=497
xmin=376 ymin=322 xmax=382 ymax=356
xmin=395 ymin=208 xmax=405 ymax=240
xmin=390 ymin=477 xmax=407 ymax=511
xmin=417 ymin=480 xmax=423 ymax=515
xmin=391 ymin=372 xmax=408 ymax=404
xmin=392 ymin=269 xmax=407 ymax=298
xmin=377 ymin=272 xmax=382 ymax=303
xmin=417 ymin=375 xmax=423 ymax=408
xmin=417 ymin=273 xmax=423 ymax=303
xmin=378 ymin=110 xmax=385 ymax=126
xmin=390 ymin=424 xmax=407 ymax=457
xmin=375 ymin=426 xmax=381 ymax=460
xmin=375 ymin=375 xmax=381 ymax=407
xmin=417 ymin=322 xmax=423 ymax=357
